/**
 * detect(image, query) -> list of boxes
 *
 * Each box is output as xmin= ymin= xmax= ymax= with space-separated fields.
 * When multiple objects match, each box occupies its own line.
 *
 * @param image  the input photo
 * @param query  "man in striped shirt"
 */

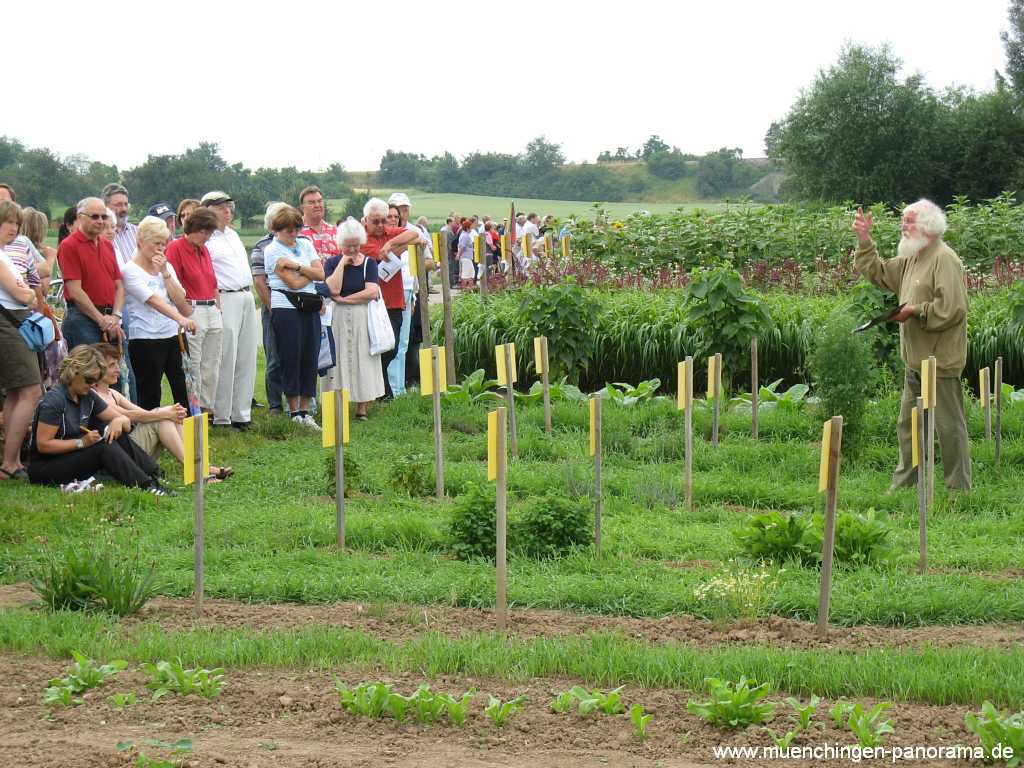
xmin=101 ymin=182 xmax=139 ymax=401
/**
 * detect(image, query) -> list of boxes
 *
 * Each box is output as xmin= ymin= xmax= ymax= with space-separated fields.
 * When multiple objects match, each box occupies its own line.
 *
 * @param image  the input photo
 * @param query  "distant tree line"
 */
xmin=0 ymin=139 xmax=352 ymax=221
xmin=768 ymin=7 xmax=1024 ymax=205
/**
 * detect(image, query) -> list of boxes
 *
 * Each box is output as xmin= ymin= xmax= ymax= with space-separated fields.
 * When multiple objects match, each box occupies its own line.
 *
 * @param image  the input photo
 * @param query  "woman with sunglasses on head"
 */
xmin=27 ymin=345 xmax=171 ymax=494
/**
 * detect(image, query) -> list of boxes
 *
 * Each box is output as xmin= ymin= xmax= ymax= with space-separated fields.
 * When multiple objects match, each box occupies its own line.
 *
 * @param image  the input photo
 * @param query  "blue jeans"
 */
xmin=387 ymin=289 xmax=414 ymax=396
xmin=262 ymin=306 xmax=285 ymax=411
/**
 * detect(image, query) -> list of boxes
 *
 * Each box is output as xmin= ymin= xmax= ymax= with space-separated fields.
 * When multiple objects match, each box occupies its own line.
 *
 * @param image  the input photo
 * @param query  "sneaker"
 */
xmin=146 ymin=483 xmax=175 ymax=497
xmin=231 ymin=421 xmax=252 ymax=431
xmin=301 ymin=414 xmax=321 ymax=431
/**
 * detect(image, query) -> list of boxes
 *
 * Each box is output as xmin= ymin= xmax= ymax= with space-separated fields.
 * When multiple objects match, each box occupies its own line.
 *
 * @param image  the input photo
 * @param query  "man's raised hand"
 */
xmin=853 ymin=207 xmax=873 ymax=245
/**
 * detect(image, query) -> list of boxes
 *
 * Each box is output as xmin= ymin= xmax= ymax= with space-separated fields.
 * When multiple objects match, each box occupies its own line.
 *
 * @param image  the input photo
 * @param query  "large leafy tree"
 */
xmin=1002 ymin=0 xmax=1024 ymax=98
xmin=770 ymin=44 xmax=948 ymax=204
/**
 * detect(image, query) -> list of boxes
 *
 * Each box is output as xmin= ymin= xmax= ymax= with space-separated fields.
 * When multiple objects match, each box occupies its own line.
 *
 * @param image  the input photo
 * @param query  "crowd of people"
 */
xmin=0 ymin=181 xmax=457 ymax=493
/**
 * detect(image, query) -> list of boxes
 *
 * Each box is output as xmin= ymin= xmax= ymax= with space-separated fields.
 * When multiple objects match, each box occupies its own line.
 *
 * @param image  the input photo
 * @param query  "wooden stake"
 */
xmin=435 ymin=231 xmax=456 ymax=386
xmin=476 ymin=233 xmax=488 ymax=302
xmin=980 ymin=366 xmax=991 ymax=440
xmin=431 ymin=345 xmax=445 ymax=499
xmin=494 ymin=407 xmax=508 ymax=630
xmin=927 ymin=355 xmax=936 ymax=506
xmin=995 ymin=356 xmax=1003 ymax=466
xmin=334 ymin=389 xmax=346 ymax=549
xmin=193 ymin=414 xmax=205 ymax=614
xmin=815 ymin=415 xmax=844 ymax=639
xmin=709 ymin=353 xmax=722 ymax=448
xmin=536 ymin=336 xmax=552 ymax=435
xmin=682 ymin=356 xmax=694 ymax=512
xmin=915 ymin=397 xmax=927 ymax=574
xmin=502 ymin=343 xmax=519 ymax=457
xmin=751 ymin=338 xmax=759 ymax=441
xmin=590 ymin=395 xmax=603 ymax=556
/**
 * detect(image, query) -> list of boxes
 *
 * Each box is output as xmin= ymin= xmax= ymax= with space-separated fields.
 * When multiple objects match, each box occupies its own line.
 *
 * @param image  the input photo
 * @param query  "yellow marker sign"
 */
xmin=534 ymin=337 xmax=545 ymax=375
xmin=707 ymin=355 xmax=718 ymax=399
xmin=818 ymin=419 xmax=832 ymax=492
xmin=408 ymin=243 xmax=419 ymax=275
xmin=589 ymin=397 xmax=598 ymax=457
xmin=431 ymin=232 xmax=444 ymax=267
xmin=321 ymin=388 xmax=350 ymax=447
xmin=560 ymin=235 xmax=570 ymax=259
xmin=911 ymin=406 xmax=920 ymax=468
xmin=544 ymin=233 xmax=553 ymax=255
xmin=182 ymin=413 xmax=210 ymax=485
xmin=495 ymin=343 xmax=518 ymax=385
xmin=500 ymin=233 xmax=510 ymax=263
xmin=419 ymin=347 xmax=448 ymax=395
xmin=487 ymin=410 xmax=498 ymax=481
xmin=473 ymin=235 xmax=482 ymax=264
xmin=677 ymin=360 xmax=691 ymax=411
xmin=920 ymin=359 xmax=931 ymax=410
xmin=980 ymin=367 xmax=990 ymax=407
xmin=522 ymin=233 xmax=532 ymax=259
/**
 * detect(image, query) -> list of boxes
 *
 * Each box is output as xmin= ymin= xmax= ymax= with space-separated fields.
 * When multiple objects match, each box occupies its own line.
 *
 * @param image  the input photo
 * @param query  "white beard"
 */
xmin=897 ymin=232 xmax=930 ymax=259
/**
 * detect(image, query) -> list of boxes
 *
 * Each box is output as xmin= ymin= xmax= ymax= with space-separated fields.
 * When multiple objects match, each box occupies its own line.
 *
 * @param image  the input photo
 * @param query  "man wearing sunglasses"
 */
xmin=57 ymin=197 xmax=126 ymax=352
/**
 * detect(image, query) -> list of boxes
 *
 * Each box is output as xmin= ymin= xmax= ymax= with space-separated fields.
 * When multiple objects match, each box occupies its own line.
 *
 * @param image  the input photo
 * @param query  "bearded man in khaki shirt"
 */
xmin=853 ymin=199 xmax=971 ymax=491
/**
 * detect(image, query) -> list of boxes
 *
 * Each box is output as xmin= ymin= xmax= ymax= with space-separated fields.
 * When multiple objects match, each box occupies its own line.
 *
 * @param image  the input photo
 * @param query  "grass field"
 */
xmin=2 ymin=349 xmax=1021 ymax=764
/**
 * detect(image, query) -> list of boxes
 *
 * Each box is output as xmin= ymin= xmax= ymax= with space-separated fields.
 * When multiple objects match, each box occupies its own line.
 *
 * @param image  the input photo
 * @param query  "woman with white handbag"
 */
xmin=317 ymin=218 xmax=385 ymax=420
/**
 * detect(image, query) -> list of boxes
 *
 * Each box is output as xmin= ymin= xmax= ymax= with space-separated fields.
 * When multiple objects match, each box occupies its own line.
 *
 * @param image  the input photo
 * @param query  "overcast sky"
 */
xmin=7 ymin=0 xmax=1010 ymax=172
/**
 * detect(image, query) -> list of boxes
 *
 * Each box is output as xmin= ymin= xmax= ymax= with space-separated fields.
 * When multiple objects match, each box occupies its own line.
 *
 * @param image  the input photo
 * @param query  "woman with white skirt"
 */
xmin=457 ymin=218 xmax=475 ymax=290
xmin=318 ymin=218 xmax=384 ymax=419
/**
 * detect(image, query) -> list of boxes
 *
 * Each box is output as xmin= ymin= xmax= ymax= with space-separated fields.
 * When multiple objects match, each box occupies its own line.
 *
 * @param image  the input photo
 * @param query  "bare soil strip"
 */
xmin=0 ymin=655 xmax=979 ymax=768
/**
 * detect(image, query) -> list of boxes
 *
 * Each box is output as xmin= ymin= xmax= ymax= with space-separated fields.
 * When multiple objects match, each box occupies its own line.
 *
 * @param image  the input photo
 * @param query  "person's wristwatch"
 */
xmin=75 ymin=438 xmax=84 ymax=450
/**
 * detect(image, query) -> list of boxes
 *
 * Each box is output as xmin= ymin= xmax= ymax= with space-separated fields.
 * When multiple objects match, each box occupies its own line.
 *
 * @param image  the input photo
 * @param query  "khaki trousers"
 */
xmin=213 ymin=290 xmax=257 ymax=425
xmin=892 ymin=369 xmax=972 ymax=491
xmin=187 ymin=304 xmax=223 ymax=412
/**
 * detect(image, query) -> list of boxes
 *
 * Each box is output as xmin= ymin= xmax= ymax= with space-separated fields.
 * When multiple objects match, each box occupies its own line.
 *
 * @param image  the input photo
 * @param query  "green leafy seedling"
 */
xmin=767 ymin=728 xmax=798 ymax=748
xmin=965 ymin=701 xmax=1024 ymax=766
xmin=630 ymin=704 xmax=652 ymax=742
xmin=108 ymin=692 xmax=137 ymax=710
xmin=384 ymin=691 xmax=411 ymax=723
xmin=336 ymin=681 xmax=393 ymax=718
xmin=441 ymin=690 xmax=475 ymax=726
xmin=45 ymin=650 xmax=127 ymax=705
xmin=550 ymin=690 xmax=575 ymax=714
xmin=142 ymin=660 xmax=224 ymax=700
xmin=408 ymin=685 xmax=448 ymax=724
xmin=686 ymin=676 xmax=775 ymax=729
xmin=847 ymin=702 xmax=894 ymax=748
xmin=485 ymin=695 xmax=525 ymax=727
xmin=571 ymin=685 xmax=600 ymax=716
xmin=117 ymin=738 xmax=192 ymax=768
xmin=830 ymin=699 xmax=855 ymax=727
xmin=43 ymin=684 xmax=77 ymax=707
xmin=785 ymin=694 xmax=820 ymax=731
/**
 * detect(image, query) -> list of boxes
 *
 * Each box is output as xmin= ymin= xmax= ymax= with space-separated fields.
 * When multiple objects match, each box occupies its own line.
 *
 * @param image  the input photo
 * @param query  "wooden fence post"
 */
xmin=995 ymin=356 xmax=1003 ymax=466
xmin=816 ymin=415 xmax=844 ymax=639
xmin=914 ymin=398 xmax=927 ymax=574
xmin=590 ymin=394 xmax=603 ymax=556
xmin=679 ymin=357 xmax=694 ymax=512
xmin=433 ymin=231 xmax=456 ymax=387
xmin=535 ymin=336 xmax=552 ymax=435
xmin=489 ymin=407 xmax=508 ymax=630
xmin=751 ymin=338 xmax=759 ymax=441
xmin=498 ymin=342 xmax=519 ymax=457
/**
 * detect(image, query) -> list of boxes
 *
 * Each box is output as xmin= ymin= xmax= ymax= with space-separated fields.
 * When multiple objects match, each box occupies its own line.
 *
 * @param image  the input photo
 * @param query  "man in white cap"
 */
xmin=201 ymin=191 xmax=257 ymax=430
xmin=386 ymin=192 xmax=430 ymax=395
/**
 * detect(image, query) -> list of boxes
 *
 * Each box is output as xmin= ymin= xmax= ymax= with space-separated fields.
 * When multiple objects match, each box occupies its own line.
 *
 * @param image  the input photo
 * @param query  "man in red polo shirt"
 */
xmin=360 ymin=198 xmax=419 ymax=400
xmin=165 ymin=207 xmax=222 ymax=413
xmin=58 ymin=197 xmax=125 ymax=351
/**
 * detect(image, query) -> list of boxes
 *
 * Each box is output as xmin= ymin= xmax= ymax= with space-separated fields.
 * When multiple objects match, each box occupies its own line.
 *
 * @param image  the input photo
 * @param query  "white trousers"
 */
xmin=188 ymin=304 xmax=223 ymax=411
xmin=213 ymin=290 xmax=257 ymax=424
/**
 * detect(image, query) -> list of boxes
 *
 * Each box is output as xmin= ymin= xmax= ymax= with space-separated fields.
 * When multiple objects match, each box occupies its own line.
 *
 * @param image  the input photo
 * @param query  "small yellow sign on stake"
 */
xmin=589 ymin=398 xmax=598 ymax=456
xmin=920 ymin=359 xmax=931 ymax=410
xmin=677 ymin=360 xmax=690 ymax=411
xmin=560 ymin=235 xmax=570 ymax=259
xmin=182 ymin=413 xmax=210 ymax=485
xmin=431 ymin=232 xmax=444 ymax=266
xmin=322 ymin=388 xmax=350 ymax=448
xmin=544 ymin=233 xmax=553 ymax=256
xmin=487 ymin=410 xmax=498 ymax=481
xmin=500 ymin=233 xmax=510 ymax=263
xmin=707 ymin=355 xmax=718 ymax=399
xmin=473 ymin=235 xmax=482 ymax=264
xmin=534 ymin=337 xmax=545 ymax=375
xmin=420 ymin=347 xmax=448 ymax=395
xmin=911 ymin=406 xmax=920 ymax=468
xmin=980 ymin=367 xmax=990 ymax=407
xmin=495 ymin=343 xmax=518 ymax=385
xmin=818 ymin=419 xmax=832 ymax=493
xmin=407 ymin=243 xmax=419 ymax=276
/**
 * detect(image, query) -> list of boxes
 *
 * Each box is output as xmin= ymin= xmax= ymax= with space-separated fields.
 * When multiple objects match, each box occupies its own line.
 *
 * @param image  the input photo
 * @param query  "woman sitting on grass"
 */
xmin=27 ymin=346 xmax=172 ymax=495
xmin=91 ymin=343 xmax=233 ymax=482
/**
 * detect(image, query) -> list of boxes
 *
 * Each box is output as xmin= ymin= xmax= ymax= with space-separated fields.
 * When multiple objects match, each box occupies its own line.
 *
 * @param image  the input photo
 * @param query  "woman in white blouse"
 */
xmin=122 ymin=216 xmax=196 ymax=410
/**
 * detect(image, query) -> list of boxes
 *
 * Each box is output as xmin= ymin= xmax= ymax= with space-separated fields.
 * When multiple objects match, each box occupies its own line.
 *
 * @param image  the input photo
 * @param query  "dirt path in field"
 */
xmin=0 ymin=655 xmax=979 ymax=768
xmin=3 ymin=583 xmax=1023 ymax=652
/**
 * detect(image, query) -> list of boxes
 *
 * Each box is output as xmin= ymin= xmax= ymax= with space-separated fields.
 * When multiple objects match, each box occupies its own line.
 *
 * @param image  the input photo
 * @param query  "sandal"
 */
xmin=210 ymin=466 xmax=234 ymax=480
xmin=355 ymin=413 xmax=368 ymax=421
xmin=0 ymin=467 xmax=28 ymax=481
